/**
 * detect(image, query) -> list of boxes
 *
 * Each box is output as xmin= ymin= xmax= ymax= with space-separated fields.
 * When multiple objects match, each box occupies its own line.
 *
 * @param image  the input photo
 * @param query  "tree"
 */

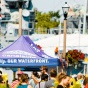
xmin=34 ymin=9 xmax=60 ymax=33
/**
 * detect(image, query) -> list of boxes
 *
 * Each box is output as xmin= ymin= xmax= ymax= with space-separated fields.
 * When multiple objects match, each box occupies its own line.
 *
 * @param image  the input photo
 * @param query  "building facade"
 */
xmin=0 ymin=0 xmax=35 ymax=36
xmin=83 ymin=0 xmax=88 ymax=33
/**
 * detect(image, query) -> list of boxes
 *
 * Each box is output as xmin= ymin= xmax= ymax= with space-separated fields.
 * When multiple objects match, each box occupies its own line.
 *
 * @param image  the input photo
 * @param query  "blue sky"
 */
xmin=32 ymin=0 xmax=85 ymax=13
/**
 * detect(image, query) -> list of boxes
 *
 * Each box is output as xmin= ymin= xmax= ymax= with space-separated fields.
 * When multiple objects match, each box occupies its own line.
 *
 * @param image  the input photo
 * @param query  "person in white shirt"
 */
xmin=29 ymin=71 xmax=40 ymax=88
xmin=31 ymin=66 xmax=49 ymax=84
xmin=35 ymin=74 xmax=48 ymax=88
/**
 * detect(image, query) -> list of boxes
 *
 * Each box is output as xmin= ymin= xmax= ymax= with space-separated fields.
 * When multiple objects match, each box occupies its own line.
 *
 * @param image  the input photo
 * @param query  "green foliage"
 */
xmin=35 ymin=9 xmax=60 ymax=33
xmin=49 ymin=10 xmax=60 ymax=18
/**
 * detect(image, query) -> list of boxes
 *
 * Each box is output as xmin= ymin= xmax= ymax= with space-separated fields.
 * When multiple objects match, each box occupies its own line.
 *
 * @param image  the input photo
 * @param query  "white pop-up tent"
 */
xmin=34 ymin=34 xmax=88 ymax=57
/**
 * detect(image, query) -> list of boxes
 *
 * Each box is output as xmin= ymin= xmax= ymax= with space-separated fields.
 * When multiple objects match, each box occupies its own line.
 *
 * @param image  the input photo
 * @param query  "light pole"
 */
xmin=78 ymin=14 xmax=81 ymax=51
xmin=0 ymin=14 xmax=2 ymax=35
xmin=34 ymin=19 xmax=38 ymax=33
xmin=62 ymin=2 xmax=69 ymax=59
xmin=0 ymin=7 xmax=1 ymax=34
xmin=0 ymin=8 xmax=2 ymax=48
xmin=18 ymin=0 xmax=23 ymax=37
xmin=17 ymin=0 xmax=24 ymax=79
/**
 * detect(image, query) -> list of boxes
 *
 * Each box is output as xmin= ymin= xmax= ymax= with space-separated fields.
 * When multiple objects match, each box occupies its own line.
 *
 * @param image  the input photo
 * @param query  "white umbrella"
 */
xmin=35 ymin=34 xmax=88 ymax=56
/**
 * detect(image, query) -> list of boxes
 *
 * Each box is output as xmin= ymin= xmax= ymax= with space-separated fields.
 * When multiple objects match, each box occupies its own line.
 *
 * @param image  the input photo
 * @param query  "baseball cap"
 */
xmin=17 ymin=71 xmax=24 ymax=75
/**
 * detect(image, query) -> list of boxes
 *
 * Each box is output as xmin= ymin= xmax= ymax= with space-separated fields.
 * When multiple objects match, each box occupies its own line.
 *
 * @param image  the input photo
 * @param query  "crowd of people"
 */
xmin=0 ymin=66 xmax=88 ymax=88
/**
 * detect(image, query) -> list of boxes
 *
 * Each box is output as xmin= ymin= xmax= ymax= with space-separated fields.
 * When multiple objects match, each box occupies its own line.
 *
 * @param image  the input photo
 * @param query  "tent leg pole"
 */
xmin=56 ymin=66 xmax=58 ymax=74
xmin=13 ymin=68 xmax=21 ymax=80
xmin=13 ymin=71 xmax=16 ymax=80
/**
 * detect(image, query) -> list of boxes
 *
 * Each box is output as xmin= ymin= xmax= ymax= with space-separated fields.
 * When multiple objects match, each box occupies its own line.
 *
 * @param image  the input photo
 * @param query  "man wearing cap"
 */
xmin=32 ymin=66 xmax=49 ymax=84
xmin=10 ymin=71 xmax=24 ymax=88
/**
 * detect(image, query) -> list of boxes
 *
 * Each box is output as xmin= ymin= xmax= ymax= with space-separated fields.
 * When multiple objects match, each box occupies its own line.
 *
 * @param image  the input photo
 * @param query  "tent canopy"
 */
xmin=0 ymin=35 xmax=60 ymax=67
xmin=34 ymin=34 xmax=88 ymax=56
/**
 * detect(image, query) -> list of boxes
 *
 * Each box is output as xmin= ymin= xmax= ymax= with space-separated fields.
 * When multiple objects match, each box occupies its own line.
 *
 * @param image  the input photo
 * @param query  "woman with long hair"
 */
xmin=17 ymin=73 xmax=32 ymax=88
xmin=57 ymin=72 xmax=70 ymax=88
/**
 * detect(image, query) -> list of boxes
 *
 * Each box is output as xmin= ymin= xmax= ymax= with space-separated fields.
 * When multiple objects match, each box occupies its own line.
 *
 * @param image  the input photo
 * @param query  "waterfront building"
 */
xmin=0 ymin=0 xmax=35 ymax=36
xmin=83 ymin=0 xmax=88 ymax=33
